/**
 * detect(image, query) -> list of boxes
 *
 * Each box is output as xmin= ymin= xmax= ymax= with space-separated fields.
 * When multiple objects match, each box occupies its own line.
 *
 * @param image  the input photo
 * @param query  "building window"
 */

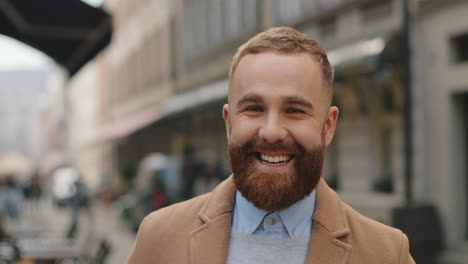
xmin=151 ymin=30 xmax=161 ymax=83
xmin=274 ymin=0 xmax=302 ymax=25
xmin=195 ymin=0 xmax=208 ymax=55
xmin=361 ymin=0 xmax=393 ymax=23
xmin=319 ymin=16 xmax=337 ymax=39
xmin=208 ymin=0 xmax=223 ymax=47
xmin=450 ymin=32 xmax=468 ymax=64
xmin=316 ymin=0 xmax=341 ymax=10
xmin=183 ymin=0 xmax=196 ymax=60
xmin=301 ymin=0 xmax=318 ymax=15
xmin=224 ymin=0 xmax=241 ymax=39
xmin=170 ymin=17 xmax=178 ymax=79
xmin=242 ymin=0 xmax=258 ymax=31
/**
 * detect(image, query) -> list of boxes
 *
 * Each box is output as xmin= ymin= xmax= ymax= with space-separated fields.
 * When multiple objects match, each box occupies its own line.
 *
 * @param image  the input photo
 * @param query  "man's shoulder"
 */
xmin=314 ymin=180 xmax=414 ymax=262
xmin=317 ymin=180 xmax=404 ymax=241
xmin=343 ymin=202 xmax=396 ymax=230
xmin=143 ymin=193 xmax=211 ymax=227
xmin=138 ymin=176 xmax=236 ymax=237
xmin=127 ymin=193 xmax=216 ymax=263
xmin=340 ymin=201 xmax=408 ymax=253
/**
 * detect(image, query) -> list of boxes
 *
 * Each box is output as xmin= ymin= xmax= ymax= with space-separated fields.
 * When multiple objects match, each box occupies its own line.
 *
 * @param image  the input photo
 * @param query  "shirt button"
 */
xmin=267 ymin=217 xmax=276 ymax=225
xmin=292 ymin=231 xmax=297 ymax=237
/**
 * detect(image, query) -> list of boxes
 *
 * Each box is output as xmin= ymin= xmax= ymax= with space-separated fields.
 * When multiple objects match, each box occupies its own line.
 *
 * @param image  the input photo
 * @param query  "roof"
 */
xmin=0 ymin=0 xmax=112 ymax=76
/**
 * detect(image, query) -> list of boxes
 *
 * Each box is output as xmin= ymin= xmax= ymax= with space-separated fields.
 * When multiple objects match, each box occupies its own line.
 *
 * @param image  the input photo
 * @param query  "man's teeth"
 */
xmin=260 ymin=154 xmax=291 ymax=163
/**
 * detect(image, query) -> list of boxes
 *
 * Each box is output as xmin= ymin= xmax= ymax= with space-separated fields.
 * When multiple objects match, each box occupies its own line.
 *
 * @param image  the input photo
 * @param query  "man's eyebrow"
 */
xmin=283 ymin=96 xmax=314 ymax=110
xmin=237 ymin=93 xmax=262 ymax=108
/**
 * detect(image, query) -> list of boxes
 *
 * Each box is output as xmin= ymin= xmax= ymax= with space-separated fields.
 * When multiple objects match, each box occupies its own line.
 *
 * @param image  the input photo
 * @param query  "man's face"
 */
xmin=224 ymin=51 xmax=338 ymax=212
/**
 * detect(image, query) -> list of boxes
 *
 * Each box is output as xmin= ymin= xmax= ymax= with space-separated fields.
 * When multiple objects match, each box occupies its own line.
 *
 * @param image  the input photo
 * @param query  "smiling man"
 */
xmin=127 ymin=27 xmax=415 ymax=264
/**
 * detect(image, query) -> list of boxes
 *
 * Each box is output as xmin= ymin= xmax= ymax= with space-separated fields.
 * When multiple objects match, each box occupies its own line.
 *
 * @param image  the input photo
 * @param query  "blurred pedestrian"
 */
xmin=193 ymin=162 xmax=221 ymax=196
xmin=180 ymin=145 xmax=204 ymax=199
xmin=127 ymin=27 xmax=415 ymax=263
xmin=66 ymin=179 xmax=88 ymax=239
xmin=23 ymin=171 xmax=43 ymax=212
xmin=3 ymin=174 xmax=24 ymax=221
xmin=25 ymin=172 xmax=42 ymax=201
xmin=151 ymin=177 xmax=167 ymax=210
xmin=0 ymin=175 xmax=8 ymax=232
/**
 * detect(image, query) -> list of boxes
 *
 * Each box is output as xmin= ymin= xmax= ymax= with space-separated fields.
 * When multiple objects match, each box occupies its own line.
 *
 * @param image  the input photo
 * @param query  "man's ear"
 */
xmin=323 ymin=106 xmax=339 ymax=146
xmin=223 ymin=104 xmax=231 ymax=138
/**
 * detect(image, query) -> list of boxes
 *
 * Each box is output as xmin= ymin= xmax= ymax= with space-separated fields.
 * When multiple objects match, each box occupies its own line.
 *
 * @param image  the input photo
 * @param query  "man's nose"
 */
xmin=258 ymin=114 xmax=288 ymax=143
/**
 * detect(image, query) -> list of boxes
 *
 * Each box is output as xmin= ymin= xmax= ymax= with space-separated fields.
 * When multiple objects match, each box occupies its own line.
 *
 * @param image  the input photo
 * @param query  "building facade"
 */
xmin=64 ymin=0 xmax=468 ymax=261
xmin=0 ymin=70 xmax=49 ymax=161
xmin=74 ymin=1 xmax=406 ymax=208
xmin=66 ymin=58 xmax=106 ymax=191
xmin=412 ymin=0 xmax=468 ymax=262
xmin=70 ymin=0 xmax=409 ymax=221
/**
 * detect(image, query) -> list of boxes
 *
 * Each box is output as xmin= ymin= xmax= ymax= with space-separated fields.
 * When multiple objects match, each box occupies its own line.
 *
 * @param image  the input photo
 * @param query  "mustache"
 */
xmin=239 ymin=137 xmax=304 ymax=155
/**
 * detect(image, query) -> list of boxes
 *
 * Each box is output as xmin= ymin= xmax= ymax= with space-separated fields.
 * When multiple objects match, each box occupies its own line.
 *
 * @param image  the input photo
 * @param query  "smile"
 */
xmin=257 ymin=153 xmax=294 ymax=164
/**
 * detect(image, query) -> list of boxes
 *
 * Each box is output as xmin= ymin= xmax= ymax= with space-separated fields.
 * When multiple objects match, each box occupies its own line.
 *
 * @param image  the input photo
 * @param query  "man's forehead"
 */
xmin=237 ymin=51 xmax=318 ymax=70
xmin=235 ymin=92 xmax=314 ymax=109
xmin=231 ymin=51 xmax=320 ymax=82
xmin=228 ymin=52 xmax=323 ymax=95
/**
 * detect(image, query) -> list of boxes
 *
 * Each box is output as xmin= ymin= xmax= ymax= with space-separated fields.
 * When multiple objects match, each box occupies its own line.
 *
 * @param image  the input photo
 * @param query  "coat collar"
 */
xmin=307 ymin=178 xmax=352 ymax=263
xmin=190 ymin=177 xmax=236 ymax=264
xmin=189 ymin=176 xmax=352 ymax=264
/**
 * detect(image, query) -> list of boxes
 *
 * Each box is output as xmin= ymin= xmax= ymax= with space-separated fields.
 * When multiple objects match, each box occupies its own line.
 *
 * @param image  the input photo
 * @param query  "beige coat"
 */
xmin=127 ymin=177 xmax=415 ymax=263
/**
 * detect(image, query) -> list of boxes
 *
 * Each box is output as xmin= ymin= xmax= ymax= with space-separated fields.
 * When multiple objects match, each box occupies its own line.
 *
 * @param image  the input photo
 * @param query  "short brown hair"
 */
xmin=229 ymin=27 xmax=333 ymax=96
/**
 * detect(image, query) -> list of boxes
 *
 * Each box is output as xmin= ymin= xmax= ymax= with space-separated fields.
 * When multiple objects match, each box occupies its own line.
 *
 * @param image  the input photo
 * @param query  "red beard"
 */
xmin=228 ymin=136 xmax=325 ymax=212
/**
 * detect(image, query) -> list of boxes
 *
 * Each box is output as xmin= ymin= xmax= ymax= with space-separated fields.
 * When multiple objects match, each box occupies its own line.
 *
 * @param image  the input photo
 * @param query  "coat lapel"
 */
xmin=189 ymin=177 xmax=353 ymax=264
xmin=306 ymin=223 xmax=352 ymax=264
xmin=306 ymin=179 xmax=352 ymax=264
xmin=190 ymin=177 xmax=236 ymax=264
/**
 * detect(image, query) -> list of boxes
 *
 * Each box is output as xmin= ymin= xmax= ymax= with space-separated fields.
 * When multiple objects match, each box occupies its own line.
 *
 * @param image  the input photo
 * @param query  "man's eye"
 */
xmin=286 ymin=108 xmax=305 ymax=114
xmin=245 ymin=106 xmax=263 ymax=112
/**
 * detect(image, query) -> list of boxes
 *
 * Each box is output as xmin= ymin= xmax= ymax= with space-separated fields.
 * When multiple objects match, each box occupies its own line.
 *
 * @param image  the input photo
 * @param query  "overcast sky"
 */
xmin=0 ymin=35 xmax=53 ymax=71
xmin=82 ymin=0 xmax=103 ymax=7
xmin=0 ymin=0 xmax=103 ymax=71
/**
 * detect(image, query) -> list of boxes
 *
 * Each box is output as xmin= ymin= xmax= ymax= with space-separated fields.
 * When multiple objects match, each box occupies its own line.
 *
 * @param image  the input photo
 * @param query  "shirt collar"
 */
xmin=278 ymin=190 xmax=316 ymax=237
xmin=232 ymin=190 xmax=316 ymax=237
xmin=233 ymin=191 xmax=267 ymax=234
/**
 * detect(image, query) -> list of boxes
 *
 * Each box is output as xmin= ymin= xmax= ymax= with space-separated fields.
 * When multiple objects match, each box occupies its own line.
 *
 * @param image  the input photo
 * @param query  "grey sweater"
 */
xmin=227 ymin=230 xmax=310 ymax=264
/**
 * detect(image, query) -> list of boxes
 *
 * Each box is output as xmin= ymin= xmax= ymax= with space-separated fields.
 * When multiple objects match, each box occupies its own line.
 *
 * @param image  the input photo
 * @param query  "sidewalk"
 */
xmin=13 ymin=199 xmax=136 ymax=263
xmin=91 ymin=201 xmax=136 ymax=263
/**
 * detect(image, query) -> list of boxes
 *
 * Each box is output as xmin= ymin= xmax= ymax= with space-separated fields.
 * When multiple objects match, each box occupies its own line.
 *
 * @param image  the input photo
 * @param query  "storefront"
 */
xmin=91 ymin=79 xmax=230 ymax=195
xmin=311 ymin=32 xmax=408 ymax=223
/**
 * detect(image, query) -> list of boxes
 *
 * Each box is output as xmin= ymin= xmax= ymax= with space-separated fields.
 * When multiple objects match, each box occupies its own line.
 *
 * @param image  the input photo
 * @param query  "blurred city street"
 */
xmin=0 ymin=0 xmax=468 ymax=263
xmin=5 ymin=199 xmax=135 ymax=263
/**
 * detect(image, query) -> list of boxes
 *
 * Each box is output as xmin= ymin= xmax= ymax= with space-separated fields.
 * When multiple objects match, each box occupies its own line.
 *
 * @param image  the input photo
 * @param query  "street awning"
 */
xmin=0 ymin=0 xmax=112 ymax=75
xmin=327 ymin=33 xmax=404 ymax=72
xmin=328 ymin=37 xmax=386 ymax=68
xmin=84 ymin=79 xmax=228 ymax=147
xmin=88 ymin=106 xmax=163 ymax=145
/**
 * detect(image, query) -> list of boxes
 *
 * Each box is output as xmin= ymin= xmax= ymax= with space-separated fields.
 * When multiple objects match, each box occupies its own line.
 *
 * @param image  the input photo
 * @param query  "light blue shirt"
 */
xmin=232 ymin=190 xmax=316 ymax=238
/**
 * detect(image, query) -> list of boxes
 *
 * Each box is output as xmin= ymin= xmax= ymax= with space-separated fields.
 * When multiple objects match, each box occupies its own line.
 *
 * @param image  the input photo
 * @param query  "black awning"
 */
xmin=0 ymin=0 xmax=112 ymax=76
